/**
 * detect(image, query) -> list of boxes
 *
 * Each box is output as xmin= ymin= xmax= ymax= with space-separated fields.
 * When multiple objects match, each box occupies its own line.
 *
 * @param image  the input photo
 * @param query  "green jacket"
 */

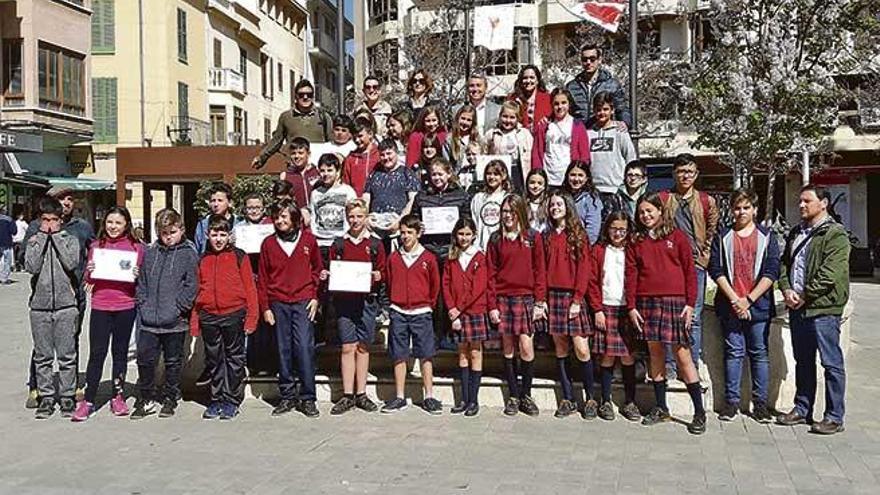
xmin=779 ymin=218 xmax=850 ymax=317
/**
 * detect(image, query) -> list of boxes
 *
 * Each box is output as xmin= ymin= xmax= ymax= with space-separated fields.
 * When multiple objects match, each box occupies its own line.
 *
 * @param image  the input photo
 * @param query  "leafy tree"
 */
xmin=194 ymin=175 xmax=277 ymax=218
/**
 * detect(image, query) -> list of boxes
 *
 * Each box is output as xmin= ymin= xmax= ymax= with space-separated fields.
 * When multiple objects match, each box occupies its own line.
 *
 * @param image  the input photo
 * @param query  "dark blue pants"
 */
xmin=790 ymin=309 xmax=846 ymax=423
xmin=272 ymin=301 xmax=316 ymax=401
xmin=136 ymin=330 xmax=186 ymax=402
xmin=722 ymin=317 xmax=770 ymax=405
xmin=85 ymin=308 xmax=136 ymax=403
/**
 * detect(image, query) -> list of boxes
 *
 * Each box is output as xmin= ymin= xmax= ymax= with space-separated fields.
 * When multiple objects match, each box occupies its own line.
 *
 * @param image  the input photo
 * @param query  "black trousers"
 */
xmin=201 ymin=310 xmax=246 ymax=405
xmin=136 ymin=330 xmax=186 ymax=402
xmin=85 ymin=308 xmax=136 ymax=403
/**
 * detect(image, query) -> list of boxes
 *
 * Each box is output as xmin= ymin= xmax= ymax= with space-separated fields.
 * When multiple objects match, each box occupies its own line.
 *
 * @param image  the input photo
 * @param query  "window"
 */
xmin=239 ymin=47 xmax=248 ymax=92
xmin=233 ymin=107 xmax=244 ymax=145
xmin=289 ymin=69 xmax=296 ymax=106
xmin=91 ymin=0 xmax=115 ymax=53
xmin=277 ymin=62 xmax=283 ymax=93
xmin=178 ymin=82 xmax=189 ymax=119
xmin=210 ymin=105 xmax=227 ymax=144
xmin=213 ymin=39 xmax=222 ymax=68
xmin=369 ymin=0 xmax=398 ymax=27
xmin=2 ymin=39 xmax=23 ymax=100
xmin=476 ymin=27 xmax=532 ymax=76
xmin=243 ymin=110 xmax=249 ymax=143
xmin=263 ymin=117 xmax=272 ymax=144
xmin=92 ymin=78 xmax=118 ymax=143
xmin=177 ymin=8 xmax=187 ymax=63
xmin=38 ymin=43 xmax=85 ymax=116
xmin=367 ymin=41 xmax=399 ymax=85
xmin=260 ymin=53 xmax=272 ymax=98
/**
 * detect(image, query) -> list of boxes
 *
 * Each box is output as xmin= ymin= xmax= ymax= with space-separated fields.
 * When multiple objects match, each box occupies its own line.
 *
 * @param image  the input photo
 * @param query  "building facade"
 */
xmin=307 ymin=0 xmax=354 ymax=110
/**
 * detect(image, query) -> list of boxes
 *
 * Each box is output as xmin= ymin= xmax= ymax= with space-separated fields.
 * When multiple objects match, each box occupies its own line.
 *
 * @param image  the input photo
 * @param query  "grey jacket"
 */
xmin=25 ymin=216 xmax=94 ymax=306
xmin=25 ymin=230 xmax=81 ymax=311
xmin=136 ymin=239 xmax=199 ymax=333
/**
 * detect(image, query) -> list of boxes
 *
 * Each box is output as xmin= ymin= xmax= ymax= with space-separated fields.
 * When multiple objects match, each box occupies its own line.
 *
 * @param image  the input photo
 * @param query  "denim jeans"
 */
xmin=790 ymin=309 xmax=846 ymax=423
xmin=272 ymin=301 xmax=316 ymax=402
xmin=0 ymin=246 xmax=13 ymax=282
xmin=722 ymin=317 xmax=770 ymax=405
xmin=667 ymin=266 xmax=706 ymax=370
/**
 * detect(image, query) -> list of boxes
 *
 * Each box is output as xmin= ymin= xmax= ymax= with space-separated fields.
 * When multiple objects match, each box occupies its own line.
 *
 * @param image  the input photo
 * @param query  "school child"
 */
xmin=412 ymin=158 xmax=472 ymax=265
xmin=386 ymin=109 xmax=412 ymax=163
xmin=587 ymin=91 xmax=638 ymax=202
xmin=485 ymin=101 xmax=533 ymax=193
xmin=531 ymin=88 xmax=590 ymax=188
xmin=381 ymin=214 xmax=442 ymax=414
xmin=459 ymin=140 xmax=482 ymax=193
xmin=413 ymin=134 xmax=441 ymax=189
xmin=543 ymin=191 xmax=595 ymax=419
xmin=311 ymin=153 xmax=358 ymax=253
xmin=363 ymin=138 xmax=421 ymax=254
xmin=342 ymin=119 xmax=381 ymax=197
xmin=443 ymin=218 xmax=489 ymax=417
xmin=191 ymin=215 xmax=259 ymax=420
xmin=258 ymin=200 xmax=324 ymax=418
xmin=272 ymin=180 xmax=294 ymax=204
xmin=240 ymin=194 xmax=278 ymax=376
xmin=406 ymin=106 xmax=447 ymax=168
xmin=131 ymin=208 xmax=199 ymax=419
xmin=564 ymin=160 xmax=603 ymax=244
xmin=324 ymin=199 xmax=386 ymax=415
xmin=471 ymin=159 xmax=511 ymax=250
xmin=194 ymin=182 xmax=243 ymax=254
xmin=525 ymin=168 xmax=549 ymax=232
xmin=443 ymin=105 xmax=480 ymax=169
xmin=327 ymin=114 xmax=358 ymax=159
xmin=280 ymin=137 xmax=321 ymax=211
xmin=487 ymin=194 xmax=548 ymax=417
xmin=26 ymin=197 xmax=82 ymax=419
xmin=73 ymin=206 xmax=145 ymax=422
xmin=589 ymin=211 xmax=641 ymax=422
xmin=626 ymin=192 xmax=705 ymax=434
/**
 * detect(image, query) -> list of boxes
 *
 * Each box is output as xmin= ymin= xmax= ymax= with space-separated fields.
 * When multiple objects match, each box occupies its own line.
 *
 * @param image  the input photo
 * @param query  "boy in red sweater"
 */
xmin=342 ymin=119 xmax=380 ymax=197
xmin=191 ymin=215 xmax=258 ymax=420
xmin=381 ymin=214 xmax=441 ymax=414
xmin=258 ymin=200 xmax=324 ymax=418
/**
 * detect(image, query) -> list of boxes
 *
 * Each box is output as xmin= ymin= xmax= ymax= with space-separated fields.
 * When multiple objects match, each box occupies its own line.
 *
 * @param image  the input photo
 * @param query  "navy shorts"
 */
xmin=388 ymin=310 xmax=435 ymax=361
xmin=336 ymin=295 xmax=378 ymax=345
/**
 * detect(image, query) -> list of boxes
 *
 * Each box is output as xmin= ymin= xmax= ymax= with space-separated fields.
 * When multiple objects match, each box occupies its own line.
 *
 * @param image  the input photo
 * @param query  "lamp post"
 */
xmin=629 ymin=0 xmax=638 ymax=150
xmin=336 ymin=0 xmax=346 ymax=115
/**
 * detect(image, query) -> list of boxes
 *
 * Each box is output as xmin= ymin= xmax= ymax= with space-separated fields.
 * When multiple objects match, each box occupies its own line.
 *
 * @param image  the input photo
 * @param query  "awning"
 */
xmin=47 ymin=176 xmax=115 ymax=191
xmin=0 ymin=174 xmax=50 ymax=189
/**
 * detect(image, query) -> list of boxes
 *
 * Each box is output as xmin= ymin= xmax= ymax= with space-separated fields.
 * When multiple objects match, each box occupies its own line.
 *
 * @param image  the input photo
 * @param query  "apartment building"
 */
xmin=308 ymin=0 xmax=354 ymax=110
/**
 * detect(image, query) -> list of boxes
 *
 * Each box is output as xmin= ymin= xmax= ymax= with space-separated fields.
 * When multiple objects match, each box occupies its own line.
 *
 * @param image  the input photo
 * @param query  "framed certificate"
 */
xmin=422 ymin=206 xmax=460 ymax=235
xmin=328 ymin=260 xmax=373 ymax=293
xmin=91 ymin=248 xmax=138 ymax=283
xmin=475 ymin=154 xmax=512 ymax=181
xmin=233 ymin=224 xmax=275 ymax=254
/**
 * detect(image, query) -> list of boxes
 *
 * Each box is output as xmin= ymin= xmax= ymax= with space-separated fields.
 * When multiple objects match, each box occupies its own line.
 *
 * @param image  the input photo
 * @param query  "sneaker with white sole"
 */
xmin=110 ymin=394 xmax=129 ymax=416
xmin=130 ymin=399 xmax=159 ymax=420
xmin=381 ymin=397 xmax=408 ymax=413
xmin=71 ymin=400 xmax=95 ymax=422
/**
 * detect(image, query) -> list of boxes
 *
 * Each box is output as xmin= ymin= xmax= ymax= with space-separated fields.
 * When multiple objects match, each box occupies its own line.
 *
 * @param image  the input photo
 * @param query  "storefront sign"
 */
xmin=0 ymin=131 xmax=43 ymax=153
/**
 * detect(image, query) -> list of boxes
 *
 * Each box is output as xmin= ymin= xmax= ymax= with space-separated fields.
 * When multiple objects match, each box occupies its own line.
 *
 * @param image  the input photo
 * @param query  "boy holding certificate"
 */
xmin=323 ymin=199 xmax=386 ymax=415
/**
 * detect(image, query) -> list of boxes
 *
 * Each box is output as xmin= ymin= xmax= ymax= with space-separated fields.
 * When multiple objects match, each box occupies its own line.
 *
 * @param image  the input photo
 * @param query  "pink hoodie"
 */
xmin=85 ymin=236 xmax=145 ymax=311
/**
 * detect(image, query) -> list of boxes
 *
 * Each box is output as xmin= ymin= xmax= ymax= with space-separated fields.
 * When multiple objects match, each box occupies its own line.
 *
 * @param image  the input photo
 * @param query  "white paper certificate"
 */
xmin=234 ymin=224 xmax=275 ymax=254
xmin=91 ymin=248 xmax=138 ymax=283
xmin=328 ymin=260 xmax=373 ymax=293
xmin=476 ymin=154 xmax=512 ymax=181
xmin=422 ymin=206 xmax=460 ymax=235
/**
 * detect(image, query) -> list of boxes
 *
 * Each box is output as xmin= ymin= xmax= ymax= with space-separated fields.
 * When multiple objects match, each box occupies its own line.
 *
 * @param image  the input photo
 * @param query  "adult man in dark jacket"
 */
xmin=0 ymin=206 xmax=17 ymax=284
xmin=565 ymin=44 xmax=632 ymax=129
xmin=777 ymin=184 xmax=851 ymax=435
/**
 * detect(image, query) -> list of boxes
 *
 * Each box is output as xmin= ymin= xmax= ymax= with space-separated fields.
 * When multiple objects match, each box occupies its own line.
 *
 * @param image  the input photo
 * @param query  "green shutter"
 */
xmin=92 ymin=78 xmax=118 ymax=143
xmin=91 ymin=0 xmax=115 ymax=53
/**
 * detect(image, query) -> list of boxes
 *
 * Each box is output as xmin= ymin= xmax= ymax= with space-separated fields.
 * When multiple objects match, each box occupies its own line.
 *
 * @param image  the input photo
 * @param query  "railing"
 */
xmin=208 ymin=68 xmax=245 ymax=95
xmin=167 ymin=116 xmax=212 ymax=146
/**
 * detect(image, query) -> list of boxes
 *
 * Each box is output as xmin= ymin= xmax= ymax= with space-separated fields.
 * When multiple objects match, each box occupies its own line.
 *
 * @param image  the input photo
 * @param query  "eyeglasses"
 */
xmin=610 ymin=228 xmax=628 ymax=234
xmin=581 ymin=56 xmax=599 ymax=63
xmin=412 ymin=77 xmax=426 ymax=85
xmin=296 ymin=92 xmax=314 ymax=99
xmin=364 ymin=84 xmax=380 ymax=90
xmin=675 ymin=169 xmax=697 ymax=177
xmin=626 ymin=173 xmax=645 ymax=179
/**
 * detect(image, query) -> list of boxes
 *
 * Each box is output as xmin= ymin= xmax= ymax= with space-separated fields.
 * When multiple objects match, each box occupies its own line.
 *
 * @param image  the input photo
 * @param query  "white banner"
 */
xmin=473 ymin=6 xmax=515 ymax=51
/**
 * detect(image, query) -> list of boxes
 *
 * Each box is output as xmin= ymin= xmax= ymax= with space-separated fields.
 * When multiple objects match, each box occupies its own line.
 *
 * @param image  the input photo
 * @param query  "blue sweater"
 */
xmin=0 ymin=214 xmax=16 ymax=248
xmin=708 ymin=224 xmax=780 ymax=321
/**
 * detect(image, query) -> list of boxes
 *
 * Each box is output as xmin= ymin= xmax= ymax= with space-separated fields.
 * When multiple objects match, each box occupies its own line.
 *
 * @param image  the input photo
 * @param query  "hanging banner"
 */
xmin=562 ymin=1 xmax=628 ymax=33
xmin=473 ymin=6 xmax=515 ymax=51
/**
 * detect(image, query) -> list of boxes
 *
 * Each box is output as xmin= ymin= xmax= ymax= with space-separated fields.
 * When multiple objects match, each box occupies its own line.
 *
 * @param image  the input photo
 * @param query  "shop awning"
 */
xmin=47 ymin=176 xmax=115 ymax=191
xmin=0 ymin=174 xmax=50 ymax=189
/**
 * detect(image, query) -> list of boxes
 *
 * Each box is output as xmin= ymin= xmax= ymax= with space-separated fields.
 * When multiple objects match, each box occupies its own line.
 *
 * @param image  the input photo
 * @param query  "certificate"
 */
xmin=91 ymin=248 xmax=138 ymax=283
xmin=328 ymin=260 xmax=373 ymax=293
xmin=475 ymin=154 xmax=512 ymax=181
xmin=422 ymin=206 xmax=460 ymax=235
xmin=234 ymin=224 xmax=275 ymax=254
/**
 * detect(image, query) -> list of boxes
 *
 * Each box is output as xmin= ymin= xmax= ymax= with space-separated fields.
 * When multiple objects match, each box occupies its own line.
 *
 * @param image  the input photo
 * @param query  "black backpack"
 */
xmin=332 ymin=236 xmax=383 ymax=266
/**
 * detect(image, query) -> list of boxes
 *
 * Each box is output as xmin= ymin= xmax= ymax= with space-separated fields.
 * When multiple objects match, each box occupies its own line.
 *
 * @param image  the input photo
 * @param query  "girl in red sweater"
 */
xmin=443 ymin=218 xmax=488 ymax=417
xmin=488 ymin=194 xmax=547 ymax=417
xmin=626 ymin=192 xmax=705 ymax=434
xmin=544 ymin=191 xmax=595 ymax=419
xmin=590 ymin=210 xmax=641 ymax=422
xmin=406 ymin=106 xmax=447 ymax=168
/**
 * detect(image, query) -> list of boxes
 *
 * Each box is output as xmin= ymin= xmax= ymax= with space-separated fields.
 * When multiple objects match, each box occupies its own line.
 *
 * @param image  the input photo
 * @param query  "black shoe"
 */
xmin=688 ymin=412 xmax=707 ymax=435
xmin=519 ymin=396 xmax=539 ymax=417
xmin=130 ymin=399 xmax=159 ymax=420
xmin=450 ymin=401 xmax=468 ymax=415
xmin=272 ymin=399 xmax=296 ymax=416
xmin=598 ymin=401 xmax=615 ymax=421
xmin=641 ymin=406 xmax=671 ymax=426
xmin=159 ymin=399 xmax=177 ymax=418
xmin=59 ymin=398 xmax=76 ymax=418
xmin=503 ymin=397 xmax=520 ymax=416
xmin=810 ymin=419 xmax=845 ymax=435
xmin=25 ymin=389 xmax=39 ymax=409
xmin=554 ymin=399 xmax=577 ymax=418
xmin=776 ymin=409 xmax=811 ymax=426
xmin=718 ymin=402 xmax=739 ymax=422
xmin=195 ymin=368 xmax=212 ymax=387
xmin=464 ymin=403 xmax=480 ymax=417
xmin=620 ymin=402 xmax=641 ymax=422
xmin=297 ymin=400 xmax=320 ymax=418
xmin=330 ymin=396 xmax=356 ymax=416
xmin=354 ymin=394 xmax=378 ymax=413
xmin=421 ymin=397 xmax=442 ymax=415
xmin=381 ymin=397 xmax=408 ymax=413
xmin=751 ymin=403 xmax=773 ymax=424
xmin=34 ymin=398 xmax=55 ymax=420
xmin=581 ymin=399 xmax=599 ymax=420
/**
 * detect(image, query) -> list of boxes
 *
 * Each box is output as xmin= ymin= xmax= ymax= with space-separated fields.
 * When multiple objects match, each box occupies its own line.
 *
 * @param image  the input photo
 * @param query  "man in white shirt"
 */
xmin=452 ymin=73 xmax=501 ymax=136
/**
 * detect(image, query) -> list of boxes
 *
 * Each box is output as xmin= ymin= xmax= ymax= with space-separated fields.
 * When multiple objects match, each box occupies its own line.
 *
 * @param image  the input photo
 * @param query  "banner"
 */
xmin=563 ymin=1 xmax=628 ymax=33
xmin=473 ymin=6 xmax=515 ymax=51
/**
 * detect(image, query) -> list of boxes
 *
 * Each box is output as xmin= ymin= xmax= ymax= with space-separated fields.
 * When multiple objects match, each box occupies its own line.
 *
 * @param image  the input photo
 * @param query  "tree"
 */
xmin=195 ymin=175 xmax=277 ymax=217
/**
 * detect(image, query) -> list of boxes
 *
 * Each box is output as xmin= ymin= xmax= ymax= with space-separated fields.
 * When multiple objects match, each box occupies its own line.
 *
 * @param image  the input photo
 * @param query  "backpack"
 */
xmin=332 ymin=236 xmax=382 ymax=266
xmin=659 ymin=190 xmax=711 ymax=224
xmin=201 ymin=247 xmax=247 ymax=268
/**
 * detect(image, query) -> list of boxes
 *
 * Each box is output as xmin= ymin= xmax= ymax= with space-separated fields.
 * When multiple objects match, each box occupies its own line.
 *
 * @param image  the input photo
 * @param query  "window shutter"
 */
xmin=91 ymin=78 xmax=104 ymax=141
xmin=92 ymin=78 xmax=118 ymax=143
xmin=106 ymin=78 xmax=118 ymax=142
xmin=91 ymin=0 xmax=115 ymax=53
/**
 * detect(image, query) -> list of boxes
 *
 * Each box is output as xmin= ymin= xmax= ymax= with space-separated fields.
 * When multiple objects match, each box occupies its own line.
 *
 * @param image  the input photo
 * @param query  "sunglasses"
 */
xmin=364 ymin=84 xmax=380 ymax=90
xmin=412 ymin=78 xmax=426 ymax=84
xmin=581 ymin=56 xmax=599 ymax=63
xmin=296 ymin=92 xmax=314 ymax=99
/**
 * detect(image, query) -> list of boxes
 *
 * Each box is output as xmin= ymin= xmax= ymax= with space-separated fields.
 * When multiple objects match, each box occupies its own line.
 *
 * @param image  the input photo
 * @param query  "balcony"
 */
xmin=167 ymin=116 xmax=212 ymax=146
xmin=310 ymin=29 xmax=340 ymax=62
xmin=208 ymin=68 xmax=245 ymax=96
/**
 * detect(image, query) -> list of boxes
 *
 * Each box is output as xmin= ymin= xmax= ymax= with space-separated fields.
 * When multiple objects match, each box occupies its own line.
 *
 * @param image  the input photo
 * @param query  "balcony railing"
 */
xmin=311 ymin=29 xmax=339 ymax=59
xmin=167 ymin=116 xmax=212 ymax=146
xmin=208 ymin=68 xmax=245 ymax=95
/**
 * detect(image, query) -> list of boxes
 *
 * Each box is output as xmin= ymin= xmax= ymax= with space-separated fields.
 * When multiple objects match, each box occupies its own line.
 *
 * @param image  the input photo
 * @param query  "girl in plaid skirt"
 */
xmin=443 ymin=218 xmax=489 ymax=417
xmin=626 ymin=192 xmax=706 ymax=434
xmin=487 ymin=194 xmax=548 ymax=417
xmin=543 ymin=191 xmax=596 ymax=419
xmin=590 ymin=211 xmax=641 ymax=422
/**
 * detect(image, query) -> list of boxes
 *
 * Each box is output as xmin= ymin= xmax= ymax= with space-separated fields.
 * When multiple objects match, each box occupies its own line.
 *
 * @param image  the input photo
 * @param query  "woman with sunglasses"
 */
xmin=403 ymin=69 xmax=441 ymax=123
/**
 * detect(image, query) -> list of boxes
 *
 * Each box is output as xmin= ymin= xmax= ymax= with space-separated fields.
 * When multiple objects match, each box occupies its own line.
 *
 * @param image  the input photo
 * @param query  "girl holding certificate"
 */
xmin=73 ymin=206 xmax=144 ymax=422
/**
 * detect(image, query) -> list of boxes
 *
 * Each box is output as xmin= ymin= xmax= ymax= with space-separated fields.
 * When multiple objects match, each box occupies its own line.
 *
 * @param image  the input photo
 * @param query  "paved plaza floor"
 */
xmin=0 ymin=273 xmax=878 ymax=494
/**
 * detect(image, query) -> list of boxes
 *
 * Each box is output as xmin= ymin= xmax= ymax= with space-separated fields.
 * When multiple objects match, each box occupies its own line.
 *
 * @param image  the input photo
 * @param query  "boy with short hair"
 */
xmin=194 ymin=182 xmax=242 ymax=254
xmin=327 ymin=114 xmax=357 ymax=159
xmin=131 ymin=208 xmax=199 ymax=419
xmin=26 ymin=197 xmax=82 ymax=419
xmin=280 ymin=137 xmax=321 ymax=211
xmin=381 ymin=214 xmax=441 ymax=415
xmin=342 ymin=118 xmax=381 ymax=197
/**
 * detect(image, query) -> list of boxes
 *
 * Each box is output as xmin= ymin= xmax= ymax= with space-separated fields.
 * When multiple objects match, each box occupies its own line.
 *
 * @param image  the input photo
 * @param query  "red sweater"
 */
xmin=190 ymin=248 xmax=259 ymax=336
xmin=257 ymin=231 xmax=323 ymax=311
xmin=624 ymin=229 xmax=697 ymax=309
xmin=507 ymin=90 xmax=552 ymax=131
xmin=442 ymin=251 xmax=489 ymax=315
xmin=327 ymin=235 xmax=387 ymax=296
xmin=284 ymin=165 xmax=320 ymax=208
xmin=385 ymin=248 xmax=440 ymax=310
xmin=587 ymin=243 xmax=611 ymax=312
xmin=544 ymin=230 xmax=591 ymax=302
xmin=487 ymin=231 xmax=548 ymax=309
xmin=531 ymin=118 xmax=591 ymax=170
xmin=405 ymin=129 xmax=448 ymax=168
xmin=342 ymin=147 xmax=380 ymax=196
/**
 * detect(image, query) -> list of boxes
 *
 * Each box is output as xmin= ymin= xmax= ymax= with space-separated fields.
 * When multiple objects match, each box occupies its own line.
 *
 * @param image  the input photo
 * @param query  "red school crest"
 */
xmin=304 ymin=245 xmax=311 ymax=256
xmin=666 ymin=240 xmax=674 ymax=249
xmin=421 ymin=261 xmax=429 ymax=271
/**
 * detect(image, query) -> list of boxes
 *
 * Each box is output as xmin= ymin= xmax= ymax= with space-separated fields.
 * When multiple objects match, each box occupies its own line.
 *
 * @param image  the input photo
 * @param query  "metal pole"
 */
xmin=629 ymin=0 xmax=638 ymax=151
xmin=464 ymin=3 xmax=472 ymax=80
xmin=802 ymin=149 xmax=810 ymax=185
xmin=138 ymin=0 xmax=146 ymax=145
xmin=336 ymin=0 xmax=345 ymax=115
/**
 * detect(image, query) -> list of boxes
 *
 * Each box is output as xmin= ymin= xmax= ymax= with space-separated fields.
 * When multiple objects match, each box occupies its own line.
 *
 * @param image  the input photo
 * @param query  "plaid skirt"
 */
xmin=547 ymin=289 xmax=592 ymax=337
xmin=636 ymin=296 xmax=691 ymax=345
xmin=496 ymin=294 xmax=545 ymax=337
xmin=450 ymin=312 xmax=490 ymax=343
xmin=592 ymin=305 xmax=638 ymax=356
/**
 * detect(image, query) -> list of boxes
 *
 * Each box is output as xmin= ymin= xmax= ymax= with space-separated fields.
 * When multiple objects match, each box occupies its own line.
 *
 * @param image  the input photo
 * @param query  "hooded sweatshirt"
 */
xmin=136 ymin=239 xmax=199 ymax=333
xmin=25 ymin=230 xmax=81 ymax=311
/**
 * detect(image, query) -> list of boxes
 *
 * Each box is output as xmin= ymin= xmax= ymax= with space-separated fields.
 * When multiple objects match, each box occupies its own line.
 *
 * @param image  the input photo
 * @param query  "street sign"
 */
xmin=0 ymin=130 xmax=43 ymax=153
